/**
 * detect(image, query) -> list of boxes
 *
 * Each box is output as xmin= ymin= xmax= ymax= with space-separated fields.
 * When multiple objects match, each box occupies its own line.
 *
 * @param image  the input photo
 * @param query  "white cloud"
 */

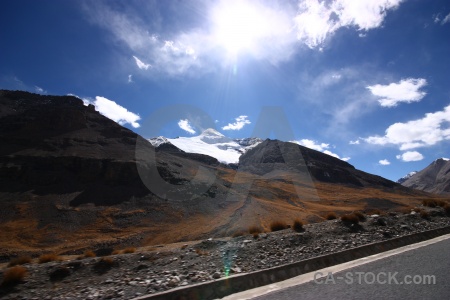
xmin=379 ymin=159 xmax=390 ymax=165
xmin=291 ymin=139 xmax=350 ymax=161
xmin=222 ymin=115 xmax=251 ymax=130
xmin=442 ymin=13 xmax=450 ymax=24
xmin=364 ymin=104 xmax=450 ymax=150
xmin=294 ymin=0 xmax=403 ymax=48
xmin=128 ymin=74 xmax=133 ymax=83
xmin=178 ymin=119 xmax=196 ymax=134
xmin=349 ymin=139 xmax=360 ymax=145
xmin=34 ymin=86 xmax=46 ymax=94
xmin=83 ymin=96 xmax=141 ymax=128
xmin=84 ymin=0 xmax=404 ymax=77
xmin=133 ymin=56 xmax=151 ymax=70
xmin=367 ymin=78 xmax=427 ymax=107
xmin=396 ymin=151 xmax=424 ymax=162
xmin=295 ymin=139 xmax=329 ymax=151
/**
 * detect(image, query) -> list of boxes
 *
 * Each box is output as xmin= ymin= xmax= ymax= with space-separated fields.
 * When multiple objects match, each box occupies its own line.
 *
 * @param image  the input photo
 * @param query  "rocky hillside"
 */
xmin=1 ymin=90 xmax=447 ymax=260
xmin=400 ymin=158 xmax=450 ymax=195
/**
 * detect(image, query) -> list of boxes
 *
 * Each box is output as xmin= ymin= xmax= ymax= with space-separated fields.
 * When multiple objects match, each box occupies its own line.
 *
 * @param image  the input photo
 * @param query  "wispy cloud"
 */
xmin=443 ymin=13 xmax=450 ymax=24
xmin=133 ymin=56 xmax=151 ymax=70
xmin=34 ymin=86 xmax=47 ymax=94
xmin=292 ymin=139 xmax=350 ymax=161
xmin=436 ymin=12 xmax=450 ymax=25
xmin=364 ymin=104 xmax=450 ymax=150
xmin=178 ymin=119 xmax=196 ymax=134
xmin=396 ymin=151 xmax=424 ymax=162
xmin=127 ymin=74 xmax=133 ymax=83
xmin=379 ymin=159 xmax=390 ymax=165
xmin=222 ymin=115 xmax=251 ymax=130
xmin=367 ymin=78 xmax=427 ymax=107
xmin=349 ymin=139 xmax=360 ymax=145
xmin=83 ymin=96 xmax=141 ymax=128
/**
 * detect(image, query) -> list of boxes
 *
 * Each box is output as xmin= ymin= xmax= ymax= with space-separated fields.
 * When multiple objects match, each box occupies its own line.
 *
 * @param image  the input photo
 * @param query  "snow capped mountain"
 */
xmin=397 ymin=171 xmax=417 ymax=184
xmin=148 ymin=128 xmax=262 ymax=164
xmin=148 ymin=136 xmax=170 ymax=147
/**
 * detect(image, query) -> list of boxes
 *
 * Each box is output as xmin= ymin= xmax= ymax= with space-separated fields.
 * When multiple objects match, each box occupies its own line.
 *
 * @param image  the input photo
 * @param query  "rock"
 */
xmin=212 ymin=272 xmax=221 ymax=279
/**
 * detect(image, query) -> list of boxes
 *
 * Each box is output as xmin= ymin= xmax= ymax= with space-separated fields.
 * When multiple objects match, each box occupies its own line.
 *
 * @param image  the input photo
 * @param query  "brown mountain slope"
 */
xmin=401 ymin=158 xmax=450 ymax=195
xmin=0 ymin=90 xmax=448 ymax=259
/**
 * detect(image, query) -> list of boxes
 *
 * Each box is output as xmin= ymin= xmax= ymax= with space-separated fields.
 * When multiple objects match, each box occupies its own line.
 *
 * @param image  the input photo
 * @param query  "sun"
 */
xmin=211 ymin=1 xmax=271 ymax=56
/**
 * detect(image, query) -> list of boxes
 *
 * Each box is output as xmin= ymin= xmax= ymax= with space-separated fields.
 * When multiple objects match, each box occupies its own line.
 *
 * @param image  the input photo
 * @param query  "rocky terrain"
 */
xmin=1 ymin=205 xmax=449 ymax=299
xmin=1 ymin=89 xmax=449 ymax=280
xmin=400 ymin=158 xmax=450 ymax=195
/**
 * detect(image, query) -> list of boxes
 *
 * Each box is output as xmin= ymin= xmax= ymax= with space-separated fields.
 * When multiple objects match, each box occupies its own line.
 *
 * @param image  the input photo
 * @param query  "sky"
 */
xmin=1 ymin=0 xmax=450 ymax=181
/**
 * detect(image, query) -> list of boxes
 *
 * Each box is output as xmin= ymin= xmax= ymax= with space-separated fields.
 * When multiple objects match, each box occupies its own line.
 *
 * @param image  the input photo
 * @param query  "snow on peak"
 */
xmin=149 ymin=129 xmax=263 ymax=164
xmin=148 ymin=136 xmax=170 ymax=147
xmin=198 ymin=128 xmax=231 ymax=144
xmin=441 ymin=157 xmax=449 ymax=161
xmin=397 ymin=171 xmax=417 ymax=184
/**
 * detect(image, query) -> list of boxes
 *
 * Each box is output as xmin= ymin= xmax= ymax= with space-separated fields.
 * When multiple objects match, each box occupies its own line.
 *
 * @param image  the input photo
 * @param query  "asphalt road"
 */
xmin=251 ymin=238 xmax=450 ymax=300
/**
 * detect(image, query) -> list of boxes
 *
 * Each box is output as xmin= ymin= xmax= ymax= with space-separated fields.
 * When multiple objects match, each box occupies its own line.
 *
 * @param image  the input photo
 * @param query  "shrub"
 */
xmin=84 ymin=250 xmax=96 ymax=258
xmin=270 ymin=221 xmax=288 ymax=232
xmin=443 ymin=204 xmax=450 ymax=215
xmin=111 ymin=250 xmax=121 ymax=255
xmin=422 ymin=199 xmax=437 ymax=208
xmin=93 ymin=257 xmax=115 ymax=274
xmin=252 ymin=232 xmax=259 ymax=239
xmin=123 ymin=247 xmax=136 ymax=254
xmin=1 ymin=266 xmax=27 ymax=287
xmin=248 ymin=225 xmax=262 ymax=235
xmin=341 ymin=214 xmax=359 ymax=224
xmin=436 ymin=200 xmax=447 ymax=207
xmin=8 ymin=256 xmax=32 ymax=267
xmin=353 ymin=211 xmax=366 ymax=222
xmin=195 ymin=249 xmax=209 ymax=256
xmin=325 ymin=212 xmax=337 ymax=220
xmin=419 ymin=210 xmax=430 ymax=220
xmin=38 ymin=253 xmax=60 ymax=264
xmin=292 ymin=219 xmax=304 ymax=232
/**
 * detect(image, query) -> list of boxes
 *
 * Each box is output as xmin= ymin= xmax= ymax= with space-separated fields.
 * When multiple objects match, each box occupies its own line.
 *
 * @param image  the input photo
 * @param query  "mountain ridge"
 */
xmin=399 ymin=158 xmax=450 ymax=194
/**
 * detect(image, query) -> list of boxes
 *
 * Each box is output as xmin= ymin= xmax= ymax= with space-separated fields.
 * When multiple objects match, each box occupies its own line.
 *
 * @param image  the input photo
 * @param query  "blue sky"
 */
xmin=1 ymin=0 xmax=450 ymax=181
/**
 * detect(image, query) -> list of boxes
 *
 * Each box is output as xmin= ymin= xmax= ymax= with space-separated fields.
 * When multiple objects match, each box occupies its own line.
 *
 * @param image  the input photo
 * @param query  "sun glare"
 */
xmin=211 ymin=1 xmax=271 ymax=56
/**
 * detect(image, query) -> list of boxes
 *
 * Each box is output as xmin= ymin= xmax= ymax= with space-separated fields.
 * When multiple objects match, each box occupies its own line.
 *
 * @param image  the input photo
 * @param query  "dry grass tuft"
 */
xmin=325 ymin=212 xmax=337 ymax=220
xmin=38 ymin=253 xmax=60 ymax=264
xmin=248 ymin=225 xmax=262 ymax=235
xmin=1 ymin=266 xmax=27 ymax=287
xmin=123 ymin=247 xmax=136 ymax=254
xmin=84 ymin=250 xmax=96 ymax=258
xmin=112 ymin=250 xmax=121 ymax=255
xmin=353 ymin=211 xmax=366 ymax=222
xmin=341 ymin=213 xmax=360 ymax=224
xmin=270 ymin=220 xmax=288 ymax=232
xmin=292 ymin=219 xmax=304 ymax=232
xmin=252 ymin=232 xmax=259 ymax=239
xmin=93 ymin=257 xmax=115 ymax=274
xmin=195 ymin=249 xmax=209 ymax=256
xmin=443 ymin=204 xmax=450 ymax=215
xmin=8 ymin=256 xmax=32 ymax=267
xmin=419 ymin=209 xmax=430 ymax=220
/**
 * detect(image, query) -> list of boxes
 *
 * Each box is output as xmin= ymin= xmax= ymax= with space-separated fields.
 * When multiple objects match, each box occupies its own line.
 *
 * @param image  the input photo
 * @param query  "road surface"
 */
xmin=224 ymin=235 xmax=450 ymax=300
